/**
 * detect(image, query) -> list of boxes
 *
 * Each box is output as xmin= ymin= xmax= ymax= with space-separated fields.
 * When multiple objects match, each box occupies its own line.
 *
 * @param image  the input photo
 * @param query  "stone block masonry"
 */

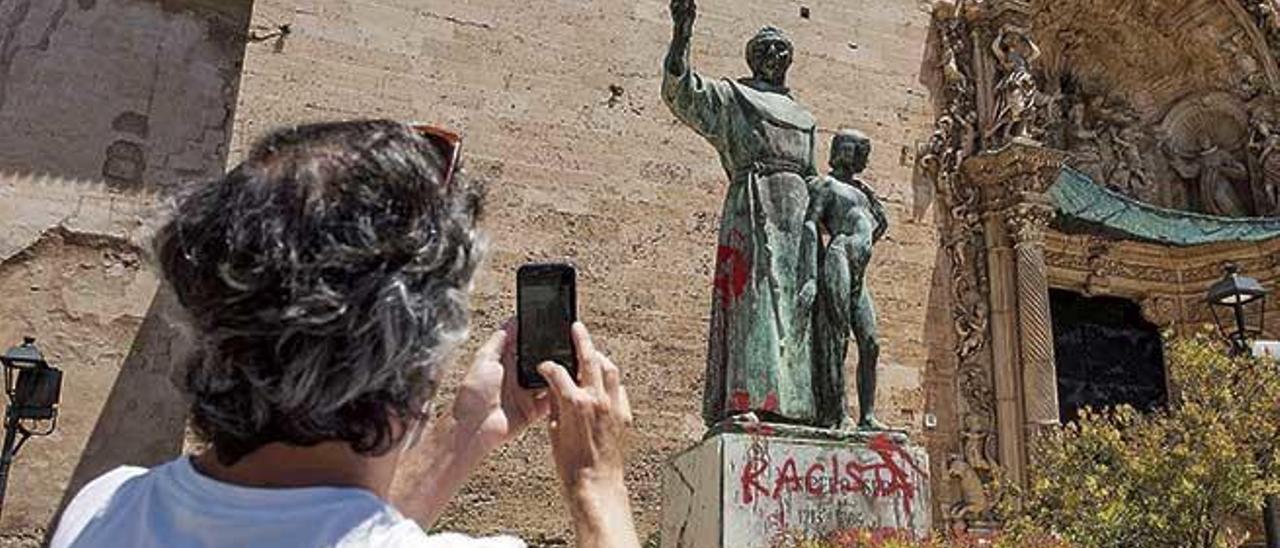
xmin=0 ymin=0 xmax=252 ymax=191
xmin=0 ymin=172 xmax=174 ymax=537
xmin=0 ymin=0 xmax=250 ymax=538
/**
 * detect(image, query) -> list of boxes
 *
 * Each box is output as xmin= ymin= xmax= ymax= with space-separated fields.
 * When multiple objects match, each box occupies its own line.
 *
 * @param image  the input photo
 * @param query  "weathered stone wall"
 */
xmin=0 ymin=0 xmax=251 ymax=539
xmin=0 ymin=0 xmax=252 ymax=191
xmin=233 ymin=0 xmax=941 ymax=540
xmin=0 ymin=173 xmax=176 ymax=537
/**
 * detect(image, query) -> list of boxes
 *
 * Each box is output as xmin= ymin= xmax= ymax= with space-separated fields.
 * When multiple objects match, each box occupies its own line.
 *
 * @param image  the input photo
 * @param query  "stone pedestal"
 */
xmin=660 ymin=431 xmax=931 ymax=547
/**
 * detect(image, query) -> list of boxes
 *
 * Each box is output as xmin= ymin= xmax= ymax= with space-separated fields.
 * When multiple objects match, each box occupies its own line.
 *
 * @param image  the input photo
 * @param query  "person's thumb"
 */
xmin=538 ymin=362 xmax=578 ymax=400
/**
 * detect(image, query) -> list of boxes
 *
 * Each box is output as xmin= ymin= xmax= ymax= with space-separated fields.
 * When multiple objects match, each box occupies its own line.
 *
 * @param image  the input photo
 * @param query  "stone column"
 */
xmin=980 ymin=209 xmax=1025 ymax=484
xmin=963 ymin=143 xmax=1064 ymax=481
xmin=1005 ymin=200 xmax=1060 ymax=435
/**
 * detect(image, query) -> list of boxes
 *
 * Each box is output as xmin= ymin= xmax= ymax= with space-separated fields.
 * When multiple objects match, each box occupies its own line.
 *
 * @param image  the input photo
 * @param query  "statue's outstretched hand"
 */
xmin=670 ymin=0 xmax=696 ymax=33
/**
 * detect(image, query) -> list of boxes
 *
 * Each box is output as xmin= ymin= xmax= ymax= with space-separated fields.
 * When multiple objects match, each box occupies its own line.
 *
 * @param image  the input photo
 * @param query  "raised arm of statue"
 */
xmin=990 ymin=29 xmax=1010 ymax=68
xmin=1019 ymin=27 xmax=1042 ymax=64
xmin=991 ymin=25 xmax=1038 ymax=69
xmin=661 ymin=0 xmax=732 ymax=145
xmin=666 ymin=0 xmax=697 ymax=77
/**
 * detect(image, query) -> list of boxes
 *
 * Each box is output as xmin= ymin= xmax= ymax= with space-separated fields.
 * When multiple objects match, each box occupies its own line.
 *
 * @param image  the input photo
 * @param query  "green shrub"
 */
xmin=999 ymin=333 xmax=1280 ymax=548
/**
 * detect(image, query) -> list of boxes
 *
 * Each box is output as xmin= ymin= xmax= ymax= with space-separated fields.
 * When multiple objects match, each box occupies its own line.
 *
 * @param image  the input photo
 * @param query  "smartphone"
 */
xmin=517 ymin=262 xmax=578 ymax=389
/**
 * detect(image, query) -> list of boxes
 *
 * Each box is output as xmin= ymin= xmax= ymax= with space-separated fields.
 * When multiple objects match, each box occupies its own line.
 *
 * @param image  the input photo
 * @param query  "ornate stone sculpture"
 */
xmin=1056 ymin=92 xmax=1157 ymax=203
xmin=945 ymin=455 xmax=991 ymax=530
xmin=1158 ymin=92 xmax=1270 ymax=217
xmin=663 ymin=0 xmax=822 ymax=427
xmin=1249 ymin=110 xmax=1280 ymax=215
xmin=1241 ymin=0 xmax=1280 ymax=64
xmin=990 ymin=25 xmax=1042 ymax=145
xmin=1109 ymin=122 xmax=1154 ymax=202
xmin=805 ymin=131 xmax=889 ymax=430
xmin=1167 ymin=136 xmax=1253 ymax=217
xmin=922 ymin=3 xmax=1000 ymax=533
xmin=959 ymin=414 xmax=993 ymax=473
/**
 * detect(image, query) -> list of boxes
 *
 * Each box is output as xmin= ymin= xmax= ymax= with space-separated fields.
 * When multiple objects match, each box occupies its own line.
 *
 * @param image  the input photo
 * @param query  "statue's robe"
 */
xmin=662 ymin=66 xmax=819 ymax=426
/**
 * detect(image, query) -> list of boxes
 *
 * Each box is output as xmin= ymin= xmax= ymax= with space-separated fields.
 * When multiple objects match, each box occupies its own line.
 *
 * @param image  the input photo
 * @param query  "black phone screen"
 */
xmin=517 ymin=264 xmax=577 ymax=389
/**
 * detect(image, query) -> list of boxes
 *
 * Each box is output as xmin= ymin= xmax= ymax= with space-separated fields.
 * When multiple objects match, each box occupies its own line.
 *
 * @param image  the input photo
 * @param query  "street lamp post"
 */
xmin=0 ymin=338 xmax=63 ymax=520
xmin=1206 ymin=264 xmax=1276 ymax=548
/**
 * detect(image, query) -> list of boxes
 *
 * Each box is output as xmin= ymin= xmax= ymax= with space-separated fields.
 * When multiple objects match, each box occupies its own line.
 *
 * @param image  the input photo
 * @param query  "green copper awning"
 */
xmin=1048 ymin=167 xmax=1280 ymax=246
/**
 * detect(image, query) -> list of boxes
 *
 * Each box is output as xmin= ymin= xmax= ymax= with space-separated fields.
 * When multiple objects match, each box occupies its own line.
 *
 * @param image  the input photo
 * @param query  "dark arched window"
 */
xmin=1050 ymin=289 xmax=1168 ymax=422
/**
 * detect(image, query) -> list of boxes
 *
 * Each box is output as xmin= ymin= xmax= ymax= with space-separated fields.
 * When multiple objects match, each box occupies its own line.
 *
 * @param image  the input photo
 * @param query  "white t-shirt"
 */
xmin=51 ymin=457 xmax=524 ymax=548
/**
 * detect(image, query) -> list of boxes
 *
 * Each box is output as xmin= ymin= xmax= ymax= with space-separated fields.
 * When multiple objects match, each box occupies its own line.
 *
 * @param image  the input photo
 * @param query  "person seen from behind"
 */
xmin=49 ymin=120 xmax=641 ymax=548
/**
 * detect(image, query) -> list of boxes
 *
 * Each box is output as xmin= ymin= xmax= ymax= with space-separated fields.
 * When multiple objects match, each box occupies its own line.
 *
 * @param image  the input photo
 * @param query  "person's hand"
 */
xmin=392 ymin=321 xmax=551 ymax=528
xmin=540 ymin=322 xmax=632 ymax=489
xmin=538 ymin=323 xmax=639 ymax=548
xmin=451 ymin=320 xmax=550 ymax=454
xmin=670 ymin=0 xmax=696 ymax=35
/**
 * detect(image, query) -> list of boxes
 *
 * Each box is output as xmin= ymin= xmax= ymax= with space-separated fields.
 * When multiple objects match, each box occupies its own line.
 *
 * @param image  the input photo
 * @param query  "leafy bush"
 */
xmin=761 ymin=333 xmax=1277 ymax=548
xmin=999 ymin=333 xmax=1280 ymax=548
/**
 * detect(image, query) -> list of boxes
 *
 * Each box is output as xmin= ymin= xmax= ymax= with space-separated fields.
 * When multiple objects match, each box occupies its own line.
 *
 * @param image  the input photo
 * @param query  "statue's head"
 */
xmin=831 ymin=129 xmax=872 ymax=174
xmin=745 ymin=27 xmax=793 ymax=86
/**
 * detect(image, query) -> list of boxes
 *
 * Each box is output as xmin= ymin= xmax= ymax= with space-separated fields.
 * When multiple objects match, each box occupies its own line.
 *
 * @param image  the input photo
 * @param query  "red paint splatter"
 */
xmin=741 ymin=451 xmax=771 ymax=504
xmin=760 ymin=392 xmax=779 ymax=413
xmin=730 ymin=390 xmax=752 ymax=412
xmin=736 ymin=434 xmax=927 ymax=518
xmin=863 ymin=434 xmax=927 ymax=517
xmin=713 ymin=231 xmax=750 ymax=306
xmin=771 ymin=458 xmax=802 ymax=499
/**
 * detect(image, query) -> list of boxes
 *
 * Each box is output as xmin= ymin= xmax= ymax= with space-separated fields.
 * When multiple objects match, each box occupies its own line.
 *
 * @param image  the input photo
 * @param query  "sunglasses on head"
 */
xmin=410 ymin=124 xmax=462 ymax=187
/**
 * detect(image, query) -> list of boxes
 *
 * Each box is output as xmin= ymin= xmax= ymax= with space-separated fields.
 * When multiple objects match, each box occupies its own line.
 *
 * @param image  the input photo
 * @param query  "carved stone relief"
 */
xmin=1218 ymin=29 xmax=1269 ymax=100
xmin=989 ymin=25 xmax=1044 ymax=146
xmin=926 ymin=0 xmax=1280 ymax=533
xmin=1034 ymin=86 xmax=1159 ymax=204
xmin=1247 ymin=102 xmax=1280 ymax=215
xmin=1082 ymin=238 xmax=1115 ymax=296
xmin=1037 ymin=84 xmax=1280 ymax=217
xmin=1139 ymin=294 xmax=1179 ymax=329
xmin=1026 ymin=0 xmax=1280 ymax=218
xmin=923 ymin=2 xmax=1001 ymax=530
xmin=944 ymin=454 xmax=993 ymax=533
xmin=1161 ymin=92 xmax=1260 ymax=217
xmin=1241 ymin=0 xmax=1280 ymax=76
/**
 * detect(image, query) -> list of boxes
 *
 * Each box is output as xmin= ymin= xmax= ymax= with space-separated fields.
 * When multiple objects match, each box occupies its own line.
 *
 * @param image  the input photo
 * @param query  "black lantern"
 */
xmin=0 ymin=337 xmax=62 ymax=519
xmin=1205 ymin=265 xmax=1277 ymax=548
xmin=1206 ymin=263 xmax=1268 ymax=355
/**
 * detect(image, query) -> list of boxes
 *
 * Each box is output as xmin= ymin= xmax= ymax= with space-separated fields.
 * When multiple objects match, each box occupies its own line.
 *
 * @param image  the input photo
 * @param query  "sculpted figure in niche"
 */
xmin=1106 ymin=113 xmax=1155 ymax=202
xmin=913 ymin=122 xmax=948 ymax=221
xmin=1036 ymin=89 xmax=1067 ymax=149
xmin=1066 ymin=101 xmax=1104 ymax=177
xmin=945 ymin=455 xmax=991 ymax=531
xmin=804 ymin=131 xmax=889 ymax=430
xmin=1089 ymin=97 xmax=1132 ymax=177
xmin=1061 ymin=93 xmax=1160 ymax=205
xmin=990 ymin=25 xmax=1042 ymax=144
xmin=1249 ymin=113 xmax=1280 ymax=215
xmin=663 ymin=0 xmax=823 ymax=427
xmin=1168 ymin=136 xmax=1252 ymax=217
xmin=960 ymin=413 xmax=992 ymax=473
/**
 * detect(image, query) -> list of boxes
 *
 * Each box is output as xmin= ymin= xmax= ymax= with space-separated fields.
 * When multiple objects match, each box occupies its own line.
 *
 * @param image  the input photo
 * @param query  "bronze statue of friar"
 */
xmin=662 ymin=0 xmax=890 ymax=432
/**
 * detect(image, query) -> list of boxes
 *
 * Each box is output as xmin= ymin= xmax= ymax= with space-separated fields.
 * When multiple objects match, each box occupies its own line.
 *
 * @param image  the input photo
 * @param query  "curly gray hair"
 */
xmin=155 ymin=120 xmax=485 ymax=465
